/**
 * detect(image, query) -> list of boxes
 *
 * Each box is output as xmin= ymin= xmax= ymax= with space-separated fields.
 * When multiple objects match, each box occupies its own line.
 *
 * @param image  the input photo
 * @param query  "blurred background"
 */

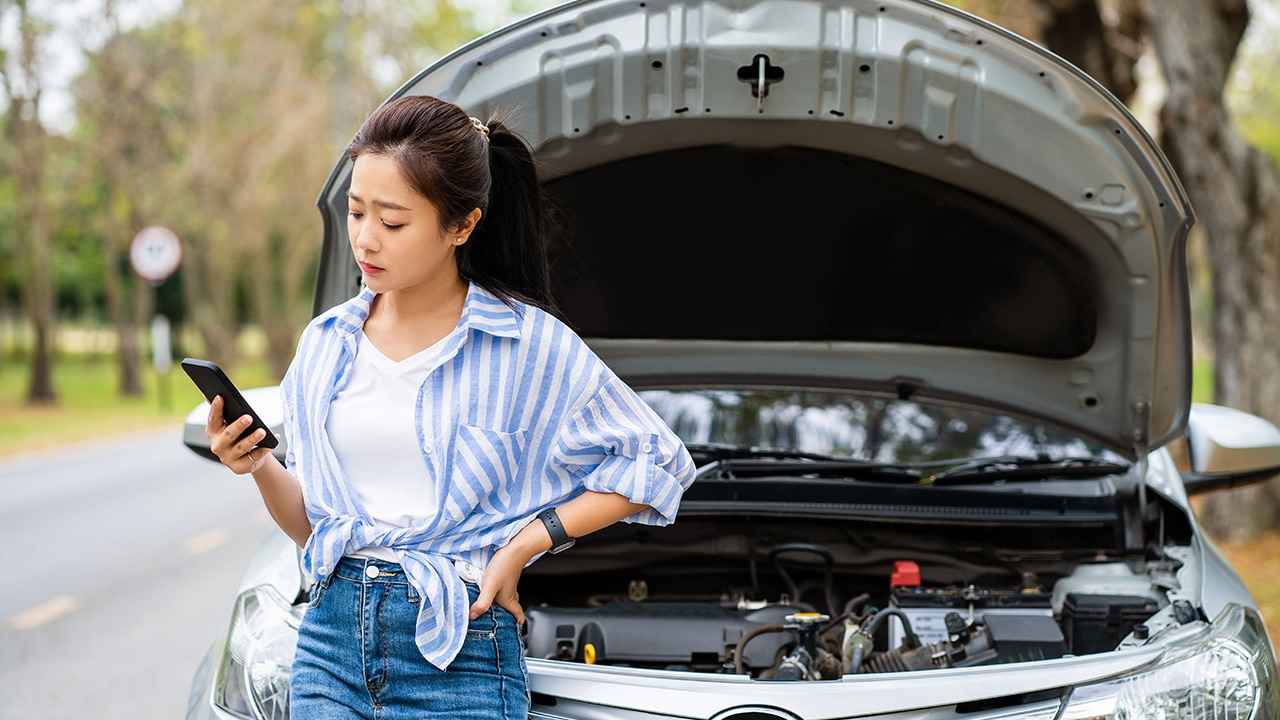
xmin=0 ymin=0 xmax=1278 ymax=717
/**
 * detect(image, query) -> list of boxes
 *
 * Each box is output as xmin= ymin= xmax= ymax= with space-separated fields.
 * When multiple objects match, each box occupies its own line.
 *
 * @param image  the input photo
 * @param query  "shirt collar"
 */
xmin=332 ymin=283 xmax=523 ymax=341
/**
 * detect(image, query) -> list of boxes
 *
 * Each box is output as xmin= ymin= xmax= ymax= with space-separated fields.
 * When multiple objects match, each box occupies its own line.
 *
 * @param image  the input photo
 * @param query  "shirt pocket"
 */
xmin=445 ymin=425 xmax=527 ymax=521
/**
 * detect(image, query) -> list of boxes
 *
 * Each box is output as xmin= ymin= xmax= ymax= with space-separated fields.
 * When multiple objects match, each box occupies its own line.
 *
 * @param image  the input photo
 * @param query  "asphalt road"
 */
xmin=0 ymin=427 xmax=275 ymax=720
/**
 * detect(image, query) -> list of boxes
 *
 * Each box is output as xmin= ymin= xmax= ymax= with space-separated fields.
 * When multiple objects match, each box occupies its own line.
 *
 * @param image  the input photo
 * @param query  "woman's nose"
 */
xmin=353 ymin=225 xmax=378 ymax=251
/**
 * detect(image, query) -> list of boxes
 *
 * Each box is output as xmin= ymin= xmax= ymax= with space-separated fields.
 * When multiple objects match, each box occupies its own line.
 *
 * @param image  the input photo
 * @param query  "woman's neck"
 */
xmin=364 ymin=276 xmax=469 ymax=361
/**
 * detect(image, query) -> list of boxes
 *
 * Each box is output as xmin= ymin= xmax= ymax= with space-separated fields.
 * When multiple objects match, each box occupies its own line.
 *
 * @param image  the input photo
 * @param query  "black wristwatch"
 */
xmin=537 ymin=508 xmax=575 ymax=554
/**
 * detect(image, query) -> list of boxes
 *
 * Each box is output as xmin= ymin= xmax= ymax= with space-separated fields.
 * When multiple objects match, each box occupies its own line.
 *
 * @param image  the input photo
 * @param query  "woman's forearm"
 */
xmin=205 ymin=396 xmax=311 ymax=547
xmin=505 ymin=491 xmax=645 ymax=561
xmin=251 ymin=455 xmax=312 ymax=547
xmin=474 ymin=490 xmax=646 ymax=620
xmin=556 ymin=491 xmax=646 ymax=540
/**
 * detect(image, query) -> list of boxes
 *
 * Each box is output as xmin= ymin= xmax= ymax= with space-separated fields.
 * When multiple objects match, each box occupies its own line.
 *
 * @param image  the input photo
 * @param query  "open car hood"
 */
xmin=315 ymin=0 xmax=1194 ymax=459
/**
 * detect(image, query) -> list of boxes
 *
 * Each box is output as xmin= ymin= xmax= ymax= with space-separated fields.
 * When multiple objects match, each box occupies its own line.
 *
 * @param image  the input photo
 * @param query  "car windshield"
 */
xmin=638 ymin=387 xmax=1124 ymax=468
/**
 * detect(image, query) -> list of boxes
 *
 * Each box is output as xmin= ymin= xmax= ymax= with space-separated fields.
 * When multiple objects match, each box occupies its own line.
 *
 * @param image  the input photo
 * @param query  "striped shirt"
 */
xmin=280 ymin=282 xmax=697 ymax=668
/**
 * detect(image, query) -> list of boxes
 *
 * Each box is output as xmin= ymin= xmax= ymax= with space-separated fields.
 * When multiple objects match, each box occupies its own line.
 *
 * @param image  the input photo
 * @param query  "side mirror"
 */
xmin=1174 ymin=402 xmax=1280 ymax=496
xmin=182 ymin=385 xmax=288 ymax=464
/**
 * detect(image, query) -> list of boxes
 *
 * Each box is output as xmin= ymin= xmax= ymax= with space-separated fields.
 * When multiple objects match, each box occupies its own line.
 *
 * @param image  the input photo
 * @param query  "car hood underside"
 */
xmin=315 ymin=0 xmax=1195 ymax=459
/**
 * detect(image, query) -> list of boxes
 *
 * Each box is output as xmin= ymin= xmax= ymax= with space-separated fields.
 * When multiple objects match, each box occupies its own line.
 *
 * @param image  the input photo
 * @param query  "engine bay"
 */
xmin=520 ymin=515 xmax=1186 ymax=680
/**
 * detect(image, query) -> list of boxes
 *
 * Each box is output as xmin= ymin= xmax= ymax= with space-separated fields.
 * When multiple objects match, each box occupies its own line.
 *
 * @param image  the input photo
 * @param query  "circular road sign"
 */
xmin=130 ymin=225 xmax=183 ymax=283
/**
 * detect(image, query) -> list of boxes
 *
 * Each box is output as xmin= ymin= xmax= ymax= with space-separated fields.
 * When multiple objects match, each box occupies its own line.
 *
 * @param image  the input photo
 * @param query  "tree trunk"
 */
xmin=1138 ymin=0 xmax=1280 ymax=541
xmin=3 ymin=2 xmax=57 ymax=405
xmin=1035 ymin=0 xmax=1142 ymax=102
xmin=113 ymin=266 xmax=146 ymax=396
xmin=24 ymin=197 xmax=56 ymax=405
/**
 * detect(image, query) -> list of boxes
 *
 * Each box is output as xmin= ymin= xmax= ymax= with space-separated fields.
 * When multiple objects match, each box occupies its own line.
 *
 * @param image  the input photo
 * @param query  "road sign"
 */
xmin=130 ymin=225 xmax=183 ymax=283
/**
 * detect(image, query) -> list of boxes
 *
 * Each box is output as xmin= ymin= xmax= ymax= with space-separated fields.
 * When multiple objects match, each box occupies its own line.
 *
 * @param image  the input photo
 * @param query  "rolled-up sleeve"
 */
xmin=551 ymin=376 xmax=696 ymax=525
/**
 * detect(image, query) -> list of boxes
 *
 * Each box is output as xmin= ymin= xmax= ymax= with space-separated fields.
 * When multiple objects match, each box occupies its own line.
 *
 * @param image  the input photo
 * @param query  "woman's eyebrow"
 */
xmin=346 ymin=191 xmax=411 ymax=211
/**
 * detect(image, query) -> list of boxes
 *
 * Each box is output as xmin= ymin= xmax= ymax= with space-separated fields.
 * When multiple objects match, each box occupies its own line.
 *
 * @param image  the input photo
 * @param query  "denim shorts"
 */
xmin=290 ymin=557 xmax=529 ymax=720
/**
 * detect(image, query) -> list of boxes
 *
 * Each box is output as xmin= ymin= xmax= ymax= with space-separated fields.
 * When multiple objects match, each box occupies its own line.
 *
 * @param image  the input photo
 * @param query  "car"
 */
xmin=183 ymin=0 xmax=1280 ymax=718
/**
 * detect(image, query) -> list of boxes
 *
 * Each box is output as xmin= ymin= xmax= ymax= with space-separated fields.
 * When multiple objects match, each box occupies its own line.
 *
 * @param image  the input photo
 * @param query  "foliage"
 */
xmin=0 ymin=0 xmax=492 ymax=388
xmin=1228 ymin=16 xmax=1280 ymax=166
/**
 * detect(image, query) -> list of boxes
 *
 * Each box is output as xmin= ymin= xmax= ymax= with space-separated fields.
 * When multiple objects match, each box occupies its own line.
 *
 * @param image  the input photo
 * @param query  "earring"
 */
xmin=455 ymin=238 xmax=464 ymax=244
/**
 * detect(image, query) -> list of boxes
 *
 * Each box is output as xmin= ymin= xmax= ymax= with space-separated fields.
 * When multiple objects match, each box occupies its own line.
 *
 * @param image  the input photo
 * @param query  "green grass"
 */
xmin=0 ymin=354 xmax=278 ymax=457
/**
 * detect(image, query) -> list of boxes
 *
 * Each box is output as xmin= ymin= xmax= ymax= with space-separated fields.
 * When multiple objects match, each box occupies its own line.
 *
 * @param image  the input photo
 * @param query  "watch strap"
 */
xmin=537 ymin=508 xmax=574 ymax=553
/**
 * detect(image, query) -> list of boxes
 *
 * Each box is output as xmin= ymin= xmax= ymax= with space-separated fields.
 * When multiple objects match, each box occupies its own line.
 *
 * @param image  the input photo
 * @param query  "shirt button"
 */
xmin=642 ymin=442 xmax=653 ymax=453
xmin=424 ymin=442 xmax=434 ymax=455
xmin=365 ymin=564 xmax=380 ymax=579
xmin=318 ymin=566 xmax=329 ymax=575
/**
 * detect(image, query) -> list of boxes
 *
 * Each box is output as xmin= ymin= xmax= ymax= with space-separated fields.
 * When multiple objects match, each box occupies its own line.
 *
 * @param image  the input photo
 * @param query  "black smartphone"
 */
xmin=181 ymin=358 xmax=280 ymax=449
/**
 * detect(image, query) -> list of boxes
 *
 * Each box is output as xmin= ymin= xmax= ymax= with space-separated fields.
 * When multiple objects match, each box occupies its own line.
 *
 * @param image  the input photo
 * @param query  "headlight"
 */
xmin=214 ymin=586 xmax=302 ymax=720
xmin=1060 ymin=604 xmax=1278 ymax=720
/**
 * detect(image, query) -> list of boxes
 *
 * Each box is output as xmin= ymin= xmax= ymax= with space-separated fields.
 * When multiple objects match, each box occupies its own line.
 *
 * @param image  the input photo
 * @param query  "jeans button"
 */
xmin=365 ymin=564 xmax=380 ymax=579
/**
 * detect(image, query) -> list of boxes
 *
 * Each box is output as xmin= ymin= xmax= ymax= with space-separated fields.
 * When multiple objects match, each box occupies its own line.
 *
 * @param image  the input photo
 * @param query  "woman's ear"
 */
xmin=453 ymin=207 xmax=483 ymax=245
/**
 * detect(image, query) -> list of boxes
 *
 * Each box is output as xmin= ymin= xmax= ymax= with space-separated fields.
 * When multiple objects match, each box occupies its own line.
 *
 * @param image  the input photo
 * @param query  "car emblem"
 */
xmin=710 ymin=708 xmax=802 ymax=720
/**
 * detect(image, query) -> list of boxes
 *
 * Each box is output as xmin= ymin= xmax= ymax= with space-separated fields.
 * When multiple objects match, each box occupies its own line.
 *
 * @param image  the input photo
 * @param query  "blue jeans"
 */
xmin=291 ymin=557 xmax=529 ymax=719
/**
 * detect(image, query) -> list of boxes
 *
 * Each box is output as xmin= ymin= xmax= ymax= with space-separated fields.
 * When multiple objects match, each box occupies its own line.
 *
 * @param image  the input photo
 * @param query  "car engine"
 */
xmin=523 ymin=531 xmax=1174 ymax=680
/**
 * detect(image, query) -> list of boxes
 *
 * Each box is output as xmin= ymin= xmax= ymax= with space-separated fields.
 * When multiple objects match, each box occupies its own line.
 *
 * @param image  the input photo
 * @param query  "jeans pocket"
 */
xmin=467 ymin=607 xmax=498 ymax=638
xmin=306 ymin=573 xmax=334 ymax=609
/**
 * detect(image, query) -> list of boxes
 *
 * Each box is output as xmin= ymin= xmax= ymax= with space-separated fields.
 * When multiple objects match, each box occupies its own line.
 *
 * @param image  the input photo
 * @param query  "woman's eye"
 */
xmin=348 ymin=210 xmax=363 ymax=220
xmin=382 ymin=222 xmax=403 ymax=230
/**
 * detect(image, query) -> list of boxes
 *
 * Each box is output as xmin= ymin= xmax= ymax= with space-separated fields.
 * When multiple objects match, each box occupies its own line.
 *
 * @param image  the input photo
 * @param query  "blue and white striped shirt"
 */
xmin=280 ymin=283 xmax=697 ymax=668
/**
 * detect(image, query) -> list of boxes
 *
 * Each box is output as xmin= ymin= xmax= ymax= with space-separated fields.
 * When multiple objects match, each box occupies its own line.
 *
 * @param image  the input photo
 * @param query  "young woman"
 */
xmin=205 ymin=95 xmax=696 ymax=719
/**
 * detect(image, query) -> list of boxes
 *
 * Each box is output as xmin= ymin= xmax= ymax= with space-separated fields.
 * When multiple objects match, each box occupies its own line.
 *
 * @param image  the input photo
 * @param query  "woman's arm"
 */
xmin=207 ymin=395 xmax=312 ymax=547
xmin=469 ymin=490 xmax=644 ymax=623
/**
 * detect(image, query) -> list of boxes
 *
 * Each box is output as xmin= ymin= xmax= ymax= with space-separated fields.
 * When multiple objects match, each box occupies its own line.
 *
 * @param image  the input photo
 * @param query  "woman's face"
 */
xmin=346 ymin=152 xmax=474 ymax=296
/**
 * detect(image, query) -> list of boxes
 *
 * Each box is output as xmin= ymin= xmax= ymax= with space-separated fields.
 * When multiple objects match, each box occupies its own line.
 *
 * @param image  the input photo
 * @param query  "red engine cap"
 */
xmin=891 ymin=560 xmax=921 ymax=586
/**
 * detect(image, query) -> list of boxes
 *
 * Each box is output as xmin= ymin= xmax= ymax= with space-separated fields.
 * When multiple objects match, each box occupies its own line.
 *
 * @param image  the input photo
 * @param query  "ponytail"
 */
xmin=347 ymin=95 xmax=556 ymax=313
xmin=457 ymin=117 xmax=557 ymax=313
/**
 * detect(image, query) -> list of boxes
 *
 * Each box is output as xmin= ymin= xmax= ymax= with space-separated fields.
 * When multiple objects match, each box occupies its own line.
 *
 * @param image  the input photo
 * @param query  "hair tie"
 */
xmin=470 ymin=117 xmax=490 ymax=140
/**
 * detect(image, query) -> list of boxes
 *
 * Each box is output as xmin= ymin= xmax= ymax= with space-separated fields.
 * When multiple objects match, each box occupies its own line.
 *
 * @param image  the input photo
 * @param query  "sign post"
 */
xmin=130 ymin=226 xmax=183 ymax=409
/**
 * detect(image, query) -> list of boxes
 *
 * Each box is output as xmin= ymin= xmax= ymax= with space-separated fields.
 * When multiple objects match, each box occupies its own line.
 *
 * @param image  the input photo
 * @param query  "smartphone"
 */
xmin=181 ymin=358 xmax=280 ymax=449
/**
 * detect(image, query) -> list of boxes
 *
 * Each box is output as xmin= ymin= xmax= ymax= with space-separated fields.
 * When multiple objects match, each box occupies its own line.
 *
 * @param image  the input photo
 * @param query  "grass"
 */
xmin=0 ymin=352 xmax=278 ymax=457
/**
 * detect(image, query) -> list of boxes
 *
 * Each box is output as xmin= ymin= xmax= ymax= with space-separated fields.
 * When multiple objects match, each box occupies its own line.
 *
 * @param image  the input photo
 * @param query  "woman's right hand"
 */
xmin=206 ymin=395 xmax=271 ymax=475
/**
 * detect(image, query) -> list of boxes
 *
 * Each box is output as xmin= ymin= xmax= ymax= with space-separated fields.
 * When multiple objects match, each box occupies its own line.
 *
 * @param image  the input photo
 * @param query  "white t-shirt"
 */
xmin=325 ymin=331 xmax=482 ymax=584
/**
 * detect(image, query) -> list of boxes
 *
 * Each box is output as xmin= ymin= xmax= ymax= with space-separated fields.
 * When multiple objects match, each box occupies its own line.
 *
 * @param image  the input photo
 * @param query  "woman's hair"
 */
xmin=346 ymin=95 xmax=555 ymax=311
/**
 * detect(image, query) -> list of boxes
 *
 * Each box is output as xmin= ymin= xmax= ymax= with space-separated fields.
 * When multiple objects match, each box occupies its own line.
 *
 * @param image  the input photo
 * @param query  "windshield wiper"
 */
xmin=685 ymin=443 xmax=922 ymax=483
xmin=926 ymin=455 xmax=1130 ymax=485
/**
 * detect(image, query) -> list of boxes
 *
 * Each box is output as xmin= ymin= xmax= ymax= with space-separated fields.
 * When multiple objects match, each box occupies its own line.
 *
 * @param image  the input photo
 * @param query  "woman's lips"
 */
xmin=359 ymin=261 xmax=383 ymax=275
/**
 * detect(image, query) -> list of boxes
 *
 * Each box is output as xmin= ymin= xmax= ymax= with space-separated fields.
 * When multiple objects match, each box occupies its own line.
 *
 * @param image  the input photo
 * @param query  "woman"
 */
xmin=206 ymin=95 xmax=696 ymax=719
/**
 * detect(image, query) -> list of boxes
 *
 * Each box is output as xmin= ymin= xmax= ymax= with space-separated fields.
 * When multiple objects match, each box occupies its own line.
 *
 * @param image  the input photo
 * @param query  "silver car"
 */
xmin=183 ymin=0 xmax=1280 ymax=718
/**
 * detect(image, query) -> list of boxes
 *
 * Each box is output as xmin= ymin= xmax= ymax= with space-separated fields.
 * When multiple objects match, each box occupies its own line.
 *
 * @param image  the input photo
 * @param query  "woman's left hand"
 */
xmin=470 ymin=542 xmax=528 ymax=624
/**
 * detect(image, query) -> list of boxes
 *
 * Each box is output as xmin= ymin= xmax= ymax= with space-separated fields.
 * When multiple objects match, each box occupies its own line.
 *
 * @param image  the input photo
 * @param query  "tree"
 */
xmin=163 ymin=0 xmax=480 ymax=377
xmin=1136 ymin=0 xmax=1280 ymax=541
xmin=0 ymin=0 xmax=57 ymax=404
xmin=72 ymin=7 xmax=184 ymax=396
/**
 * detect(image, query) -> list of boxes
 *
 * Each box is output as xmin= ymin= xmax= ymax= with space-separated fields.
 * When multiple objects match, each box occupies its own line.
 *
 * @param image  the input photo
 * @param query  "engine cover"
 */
xmin=525 ymin=602 xmax=797 ymax=670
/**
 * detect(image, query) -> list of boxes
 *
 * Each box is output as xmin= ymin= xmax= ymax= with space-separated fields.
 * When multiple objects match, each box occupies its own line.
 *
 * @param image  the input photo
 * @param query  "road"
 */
xmin=0 ymin=427 xmax=275 ymax=720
